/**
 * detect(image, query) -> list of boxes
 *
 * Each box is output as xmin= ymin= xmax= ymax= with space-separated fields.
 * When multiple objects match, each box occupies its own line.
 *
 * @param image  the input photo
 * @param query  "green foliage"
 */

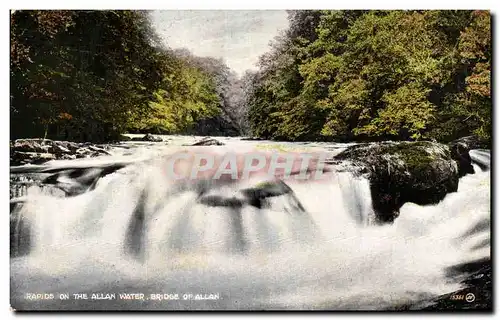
xmin=11 ymin=10 xmax=491 ymax=143
xmin=129 ymin=57 xmax=220 ymax=133
xmin=11 ymin=10 xmax=165 ymax=141
xmin=10 ymin=10 xmax=233 ymax=141
xmin=247 ymin=10 xmax=491 ymax=143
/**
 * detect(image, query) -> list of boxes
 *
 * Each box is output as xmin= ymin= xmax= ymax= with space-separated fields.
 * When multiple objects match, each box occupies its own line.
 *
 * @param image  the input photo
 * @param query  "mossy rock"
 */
xmin=335 ymin=141 xmax=459 ymax=223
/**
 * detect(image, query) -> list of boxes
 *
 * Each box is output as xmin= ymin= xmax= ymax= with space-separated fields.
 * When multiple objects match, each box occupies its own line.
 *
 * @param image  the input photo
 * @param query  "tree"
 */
xmin=246 ymin=10 xmax=491 ymax=143
xmin=11 ymin=10 xmax=164 ymax=142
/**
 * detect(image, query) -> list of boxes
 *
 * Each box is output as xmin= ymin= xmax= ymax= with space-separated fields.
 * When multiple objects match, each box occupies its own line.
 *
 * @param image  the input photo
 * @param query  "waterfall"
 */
xmin=337 ymin=172 xmax=375 ymax=226
xmin=10 ymin=145 xmax=490 ymax=310
xmin=470 ymin=149 xmax=491 ymax=171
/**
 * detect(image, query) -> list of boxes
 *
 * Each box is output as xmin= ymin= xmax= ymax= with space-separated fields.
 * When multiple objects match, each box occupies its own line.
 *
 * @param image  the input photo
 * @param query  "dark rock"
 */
xmin=60 ymin=154 xmax=77 ymax=160
xmin=199 ymin=195 xmax=244 ymax=208
xmin=143 ymin=133 xmax=163 ymax=142
xmin=54 ymin=141 xmax=80 ymax=152
xmin=240 ymin=180 xmax=305 ymax=211
xmin=241 ymin=180 xmax=293 ymax=199
xmin=450 ymin=135 xmax=488 ymax=150
xmin=81 ymin=151 xmax=92 ymax=158
xmin=12 ymin=139 xmax=51 ymax=153
xmin=335 ymin=141 xmax=459 ymax=223
xmin=75 ymin=147 xmax=97 ymax=158
xmin=11 ymin=151 xmax=56 ymax=165
xmin=191 ymin=137 xmax=225 ymax=146
xmin=10 ymin=139 xmax=113 ymax=165
xmin=193 ymin=180 xmax=306 ymax=215
xmin=87 ymin=145 xmax=112 ymax=155
xmin=131 ymin=134 xmax=163 ymax=142
xmin=240 ymin=137 xmax=265 ymax=141
xmin=449 ymin=144 xmax=474 ymax=177
xmin=448 ymin=136 xmax=488 ymax=177
xmin=119 ymin=135 xmax=132 ymax=141
xmin=49 ymin=144 xmax=71 ymax=155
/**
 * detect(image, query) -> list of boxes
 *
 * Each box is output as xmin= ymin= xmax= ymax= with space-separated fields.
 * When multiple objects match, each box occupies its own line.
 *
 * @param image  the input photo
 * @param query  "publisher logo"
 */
xmin=465 ymin=293 xmax=475 ymax=303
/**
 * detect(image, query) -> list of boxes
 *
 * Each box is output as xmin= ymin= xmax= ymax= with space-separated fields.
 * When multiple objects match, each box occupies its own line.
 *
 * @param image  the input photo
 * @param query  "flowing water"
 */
xmin=9 ymin=136 xmax=491 ymax=310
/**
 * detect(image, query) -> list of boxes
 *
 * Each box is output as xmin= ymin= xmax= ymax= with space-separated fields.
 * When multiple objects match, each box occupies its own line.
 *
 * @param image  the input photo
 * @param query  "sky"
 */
xmin=151 ymin=10 xmax=289 ymax=75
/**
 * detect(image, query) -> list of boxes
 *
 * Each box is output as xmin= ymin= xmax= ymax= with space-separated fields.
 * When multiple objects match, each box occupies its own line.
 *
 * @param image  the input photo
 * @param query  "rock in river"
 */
xmin=10 ymin=139 xmax=112 ymax=166
xmin=131 ymin=133 xmax=164 ymax=142
xmin=448 ymin=135 xmax=488 ymax=176
xmin=335 ymin=141 xmax=459 ymax=223
xmin=11 ymin=151 xmax=56 ymax=165
xmin=191 ymin=137 xmax=225 ymax=146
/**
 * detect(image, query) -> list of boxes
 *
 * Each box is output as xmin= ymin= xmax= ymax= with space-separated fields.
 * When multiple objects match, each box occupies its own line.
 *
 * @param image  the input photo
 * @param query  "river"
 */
xmin=9 ymin=135 xmax=491 ymax=310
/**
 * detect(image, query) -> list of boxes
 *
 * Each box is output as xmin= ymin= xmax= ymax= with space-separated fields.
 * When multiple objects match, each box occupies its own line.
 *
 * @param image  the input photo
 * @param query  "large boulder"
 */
xmin=335 ymin=141 xmax=459 ymax=223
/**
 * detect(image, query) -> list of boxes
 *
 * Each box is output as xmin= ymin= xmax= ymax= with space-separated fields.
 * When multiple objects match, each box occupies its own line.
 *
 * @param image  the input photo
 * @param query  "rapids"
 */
xmin=9 ymin=136 xmax=491 ymax=310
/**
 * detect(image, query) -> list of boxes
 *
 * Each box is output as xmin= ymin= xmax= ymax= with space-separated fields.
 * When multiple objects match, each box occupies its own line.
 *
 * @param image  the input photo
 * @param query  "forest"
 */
xmin=10 ymin=10 xmax=491 ymax=144
xmin=10 ymin=10 xmax=250 ymax=142
xmin=247 ymin=10 xmax=491 ymax=143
